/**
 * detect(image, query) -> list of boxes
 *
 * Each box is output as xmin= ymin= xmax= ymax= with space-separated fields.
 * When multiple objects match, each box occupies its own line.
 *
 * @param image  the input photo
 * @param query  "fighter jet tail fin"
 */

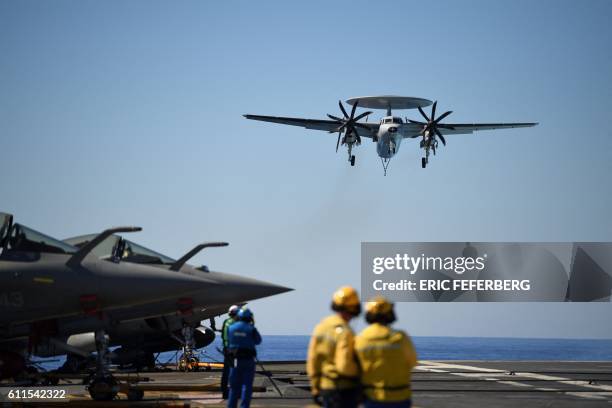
xmin=169 ymin=242 xmax=229 ymax=271
xmin=66 ymin=226 xmax=142 ymax=267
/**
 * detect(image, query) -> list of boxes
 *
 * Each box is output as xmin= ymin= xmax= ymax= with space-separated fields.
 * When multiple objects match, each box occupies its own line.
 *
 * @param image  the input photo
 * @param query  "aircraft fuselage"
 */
xmin=375 ymin=116 xmax=417 ymax=159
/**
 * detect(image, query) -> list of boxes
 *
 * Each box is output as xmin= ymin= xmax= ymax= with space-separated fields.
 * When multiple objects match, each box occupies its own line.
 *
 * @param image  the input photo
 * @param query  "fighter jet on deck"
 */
xmin=0 ymin=213 xmax=224 ymax=399
xmin=51 ymin=234 xmax=291 ymax=374
xmin=1 ymin=216 xmax=292 ymax=401
xmin=0 ymin=216 xmax=217 ymax=327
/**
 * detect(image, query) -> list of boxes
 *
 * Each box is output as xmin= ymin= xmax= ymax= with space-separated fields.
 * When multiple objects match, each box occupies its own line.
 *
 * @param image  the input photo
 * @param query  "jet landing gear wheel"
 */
xmin=350 ymin=155 xmax=356 ymax=166
xmin=178 ymin=355 xmax=188 ymax=371
xmin=421 ymin=157 xmax=427 ymax=168
xmin=87 ymin=329 xmax=118 ymax=400
xmin=88 ymin=375 xmax=118 ymax=401
xmin=178 ymin=354 xmax=200 ymax=372
xmin=127 ymin=388 xmax=145 ymax=401
xmin=190 ymin=356 xmax=199 ymax=371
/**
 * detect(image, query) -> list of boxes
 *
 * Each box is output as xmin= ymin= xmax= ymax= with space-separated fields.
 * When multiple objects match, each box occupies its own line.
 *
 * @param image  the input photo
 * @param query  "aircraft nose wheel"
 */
xmin=88 ymin=375 xmax=118 ymax=401
xmin=87 ymin=329 xmax=119 ymax=401
xmin=127 ymin=388 xmax=145 ymax=401
xmin=350 ymin=155 xmax=356 ymax=166
xmin=178 ymin=354 xmax=200 ymax=372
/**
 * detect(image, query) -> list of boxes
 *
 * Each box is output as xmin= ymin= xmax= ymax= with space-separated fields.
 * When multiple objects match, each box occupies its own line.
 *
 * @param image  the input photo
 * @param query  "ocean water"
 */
xmin=158 ymin=335 xmax=612 ymax=364
xmin=36 ymin=335 xmax=612 ymax=370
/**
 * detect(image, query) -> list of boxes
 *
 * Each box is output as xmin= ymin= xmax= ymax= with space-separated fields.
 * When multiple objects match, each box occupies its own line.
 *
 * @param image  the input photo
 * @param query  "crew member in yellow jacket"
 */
xmin=355 ymin=297 xmax=417 ymax=408
xmin=307 ymin=286 xmax=361 ymax=407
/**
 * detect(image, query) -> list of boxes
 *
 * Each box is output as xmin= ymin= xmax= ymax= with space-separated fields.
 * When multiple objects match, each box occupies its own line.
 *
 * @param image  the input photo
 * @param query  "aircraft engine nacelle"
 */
xmin=0 ymin=351 xmax=26 ymax=380
xmin=193 ymin=325 xmax=215 ymax=348
xmin=137 ymin=325 xmax=215 ymax=352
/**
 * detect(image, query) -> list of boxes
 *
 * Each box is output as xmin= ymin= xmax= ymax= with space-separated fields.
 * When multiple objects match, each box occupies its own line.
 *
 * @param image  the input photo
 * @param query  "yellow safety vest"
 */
xmin=306 ymin=314 xmax=359 ymax=395
xmin=355 ymin=323 xmax=417 ymax=402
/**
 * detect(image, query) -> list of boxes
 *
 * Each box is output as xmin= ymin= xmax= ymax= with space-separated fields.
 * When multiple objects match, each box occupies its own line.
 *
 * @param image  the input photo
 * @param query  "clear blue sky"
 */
xmin=1 ymin=0 xmax=611 ymax=337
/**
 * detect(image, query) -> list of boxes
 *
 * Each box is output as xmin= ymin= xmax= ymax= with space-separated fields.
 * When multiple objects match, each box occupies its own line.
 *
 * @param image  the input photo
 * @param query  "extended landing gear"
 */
xmin=177 ymin=324 xmax=199 ymax=372
xmin=178 ymin=354 xmax=200 ymax=372
xmin=127 ymin=388 xmax=145 ymax=401
xmin=88 ymin=375 xmax=118 ymax=401
xmin=87 ymin=330 xmax=118 ymax=401
xmin=347 ymin=143 xmax=357 ymax=167
xmin=422 ymin=144 xmax=431 ymax=169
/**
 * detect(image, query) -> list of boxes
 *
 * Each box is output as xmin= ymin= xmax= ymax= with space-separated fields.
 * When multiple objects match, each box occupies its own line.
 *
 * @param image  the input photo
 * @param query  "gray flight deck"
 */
xmin=2 ymin=360 xmax=612 ymax=406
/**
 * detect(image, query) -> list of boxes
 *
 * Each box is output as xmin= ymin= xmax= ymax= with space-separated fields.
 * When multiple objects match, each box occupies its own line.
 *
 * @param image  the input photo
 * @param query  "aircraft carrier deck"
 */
xmin=2 ymin=360 xmax=612 ymax=407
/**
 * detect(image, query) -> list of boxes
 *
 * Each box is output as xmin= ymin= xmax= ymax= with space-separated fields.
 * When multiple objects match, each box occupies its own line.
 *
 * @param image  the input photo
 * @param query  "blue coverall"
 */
xmin=227 ymin=320 xmax=262 ymax=408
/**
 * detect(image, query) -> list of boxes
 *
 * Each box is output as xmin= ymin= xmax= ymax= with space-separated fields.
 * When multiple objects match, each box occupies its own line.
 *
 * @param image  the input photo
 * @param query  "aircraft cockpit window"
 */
xmin=0 ymin=213 xmax=12 ymax=251
xmin=8 ymin=224 xmax=77 ymax=254
xmin=65 ymin=234 xmax=119 ymax=259
xmin=64 ymin=234 xmax=176 ymax=264
xmin=392 ymin=117 xmax=403 ymax=124
xmin=121 ymin=241 xmax=176 ymax=265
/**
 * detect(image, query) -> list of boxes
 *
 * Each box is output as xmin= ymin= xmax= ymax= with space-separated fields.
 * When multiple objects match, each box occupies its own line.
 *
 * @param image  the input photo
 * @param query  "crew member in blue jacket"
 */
xmin=227 ymin=307 xmax=262 ymax=408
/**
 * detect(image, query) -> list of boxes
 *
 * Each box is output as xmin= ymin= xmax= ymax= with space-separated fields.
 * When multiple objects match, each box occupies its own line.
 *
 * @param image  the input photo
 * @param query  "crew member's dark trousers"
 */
xmin=321 ymin=388 xmax=360 ymax=408
xmin=221 ymin=348 xmax=231 ymax=399
xmin=364 ymin=399 xmax=412 ymax=408
xmin=227 ymin=357 xmax=256 ymax=408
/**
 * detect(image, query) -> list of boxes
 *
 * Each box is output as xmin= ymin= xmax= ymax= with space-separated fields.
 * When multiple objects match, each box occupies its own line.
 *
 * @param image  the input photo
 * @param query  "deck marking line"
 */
xmin=422 ymin=361 xmax=612 ymax=401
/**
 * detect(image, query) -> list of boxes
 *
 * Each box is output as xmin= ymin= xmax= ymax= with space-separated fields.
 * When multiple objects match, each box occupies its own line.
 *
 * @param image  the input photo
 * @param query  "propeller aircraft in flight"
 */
xmin=245 ymin=96 xmax=537 ymax=175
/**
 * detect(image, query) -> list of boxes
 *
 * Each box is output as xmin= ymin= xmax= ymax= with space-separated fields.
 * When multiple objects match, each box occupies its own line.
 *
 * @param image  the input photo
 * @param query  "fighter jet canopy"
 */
xmin=65 ymin=234 xmax=175 ymax=265
xmin=4 ymin=223 xmax=77 ymax=254
xmin=0 ymin=213 xmax=12 ymax=250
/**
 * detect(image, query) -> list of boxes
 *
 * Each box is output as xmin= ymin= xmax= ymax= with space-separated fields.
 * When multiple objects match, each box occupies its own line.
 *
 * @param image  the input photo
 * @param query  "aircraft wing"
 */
xmin=244 ymin=114 xmax=380 ymax=139
xmin=403 ymin=122 xmax=538 ymax=138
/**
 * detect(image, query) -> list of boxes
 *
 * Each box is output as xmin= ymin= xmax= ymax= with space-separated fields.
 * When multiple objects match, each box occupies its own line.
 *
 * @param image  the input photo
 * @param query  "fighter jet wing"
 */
xmin=403 ymin=122 xmax=538 ymax=138
xmin=244 ymin=114 xmax=380 ymax=139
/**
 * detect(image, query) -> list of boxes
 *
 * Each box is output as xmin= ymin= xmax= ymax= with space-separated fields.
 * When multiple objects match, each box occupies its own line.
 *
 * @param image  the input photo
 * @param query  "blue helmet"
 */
xmin=238 ymin=307 xmax=253 ymax=321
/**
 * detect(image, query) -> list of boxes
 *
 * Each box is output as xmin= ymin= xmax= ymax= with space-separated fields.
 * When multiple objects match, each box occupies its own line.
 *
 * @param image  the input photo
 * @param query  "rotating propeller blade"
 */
xmin=327 ymin=99 xmax=369 ymax=151
xmin=435 ymin=128 xmax=446 ymax=145
xmin=418 ymin=106 xmax=430 ymax=122
xmin=339 ymin=100 xmax=349 ymax=118
xmin=350 ymin=99 xmax=358 ymax=119
xmin=353 ymin=111 xmax=372 ymax=122
xmin=412 ymin=101 xmax=453 ymax=148
xmin=434 ymin=110 xmax=453 ymax=123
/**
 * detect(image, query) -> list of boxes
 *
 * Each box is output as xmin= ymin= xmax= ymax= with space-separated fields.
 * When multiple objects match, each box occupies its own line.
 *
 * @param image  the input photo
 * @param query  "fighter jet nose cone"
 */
xmin=204 ymin=271 xmax=292 ymax=304
xmin=232 ymin=277 xmax=293 ymax=300
xmin=265 ymin=283 xmax=294 ymax=296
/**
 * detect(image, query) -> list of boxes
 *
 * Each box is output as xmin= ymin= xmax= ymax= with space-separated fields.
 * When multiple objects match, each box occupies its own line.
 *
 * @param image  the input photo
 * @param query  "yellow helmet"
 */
xmin=331 ymin=286 xmax=361 ymax=316
xmin=365 ymin=296 xmax=393 ymax=315
xmin=365 ymin=296 xmax=396 ymax=324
